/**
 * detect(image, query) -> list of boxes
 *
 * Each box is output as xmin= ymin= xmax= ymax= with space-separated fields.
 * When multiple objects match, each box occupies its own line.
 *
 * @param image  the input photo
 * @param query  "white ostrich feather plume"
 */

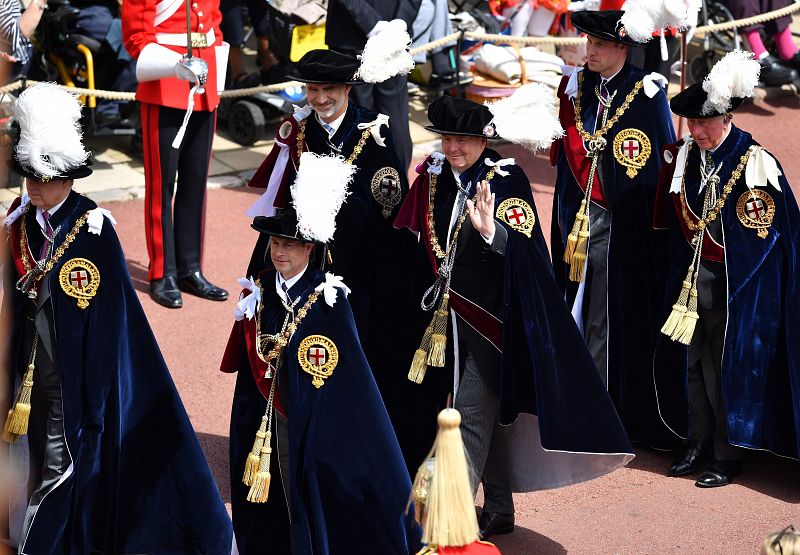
xmin=620 ymin=0 xmax=701 ymax=43
xmin=487 ymin=83 xmax=564 ymax=152
xmin=357 ymin=26 xmax=414 ymax=84
xmin=702 ymin=49 xmax=760 ymax=115
xmin=14 ymin=82 xmax=89 ymax=178
xmin=291 ymin=152 xmax=355 ymax=243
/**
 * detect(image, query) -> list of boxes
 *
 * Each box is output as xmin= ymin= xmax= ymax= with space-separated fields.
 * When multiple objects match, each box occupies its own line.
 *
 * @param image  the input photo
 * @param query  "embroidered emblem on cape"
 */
xmin=613 ymin=128 xmax=651 ymax=178
xmin=495 ymin=198 xmax=535 ymax=238
xmin=736 ymin=189 xmax=775 ymax=239
xmin=371 ymin=167 xmax=402 ymax=218
xmin=298 ymin=335 xmax=339 ymax=388
xmin=59 ymin=257 xmax=100 ymax=309
xmin=278 ymin=119 xmax=294 ymax=140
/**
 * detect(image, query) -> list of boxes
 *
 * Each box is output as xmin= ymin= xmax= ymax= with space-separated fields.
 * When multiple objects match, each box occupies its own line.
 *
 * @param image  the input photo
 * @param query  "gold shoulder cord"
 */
xmin=244 ymin=281 xmax=322 ymax=504
xmin=661 ymin=144 xmax=756 ymax=345
xmin=297 ymin=119 xmax=371 ymax=165
xmin=407 ymin=166 xmax=497 ymax=384
xmin=4 ymin=205 xmax=90 ymax=444
xmin=562 ymin=72 xmax=644 ymax=283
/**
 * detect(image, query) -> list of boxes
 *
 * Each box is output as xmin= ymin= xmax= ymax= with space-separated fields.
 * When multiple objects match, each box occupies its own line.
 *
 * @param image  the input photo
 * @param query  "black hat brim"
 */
xmin=284 ymin=73 xmax=364 ymax=86
xmin=670 ymin=83 xmax=746 ymax=118
xmin=423 ymin=125 xmax=499 ymax=139
xmin=12 ymin=156 xmax=93 ymax=181
xmin=570 ymin=11 xmax=643 ymax=48
xmin=251 ymin=215 xmax=322 ymax=244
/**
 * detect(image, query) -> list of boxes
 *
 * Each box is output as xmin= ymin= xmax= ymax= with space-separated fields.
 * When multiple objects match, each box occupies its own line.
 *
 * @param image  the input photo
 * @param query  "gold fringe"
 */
xmin=3 ymin=364 xmax=35 ymax=441
xmin=661 ymin=278 xmax=692 ymax=338
xmin=673 ymin=287 xmax=699 ymax=345
xmin=427 ymin=294 xmax=450 ymax=368
xmin=563 ymin=200 xmax=587 ymax=263
xmin=408 ymin=348 xmax=430 ymax=384
xmin=568 ymin=224 xmax=589 ymax=282
xmin=246 ymin=433 xmax=272 ymax=503
xmin=243 ymin=414 xmax=269 ymax=486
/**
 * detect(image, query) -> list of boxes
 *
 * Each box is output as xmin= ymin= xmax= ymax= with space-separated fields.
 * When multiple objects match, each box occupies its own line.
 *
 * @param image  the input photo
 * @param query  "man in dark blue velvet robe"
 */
xmin=2 ymin=84 xmax=232 ymax=553
xmin=653 ymin=76 xmax=800 ymax=487
xmin=550 ymin=10 xmax=677 ymax=450
xmin=243 ymin=49 xmax=423 ymax=476
xmin=395 ymin=95 xmax=634 ymax=540
xmin=220 ymin=209 xmax=419 ymax=555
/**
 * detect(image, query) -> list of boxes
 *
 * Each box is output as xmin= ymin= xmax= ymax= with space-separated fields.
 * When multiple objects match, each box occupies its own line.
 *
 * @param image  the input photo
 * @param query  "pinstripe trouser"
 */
xmin=453 ymin=327 xmax=514 ymax=515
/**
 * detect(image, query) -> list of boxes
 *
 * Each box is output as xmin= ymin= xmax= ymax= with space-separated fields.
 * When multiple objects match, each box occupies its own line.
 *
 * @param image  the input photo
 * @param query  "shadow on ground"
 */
xmin=492 ymin=526 xmax=567 ymax=555
xmin=197 ymin=432 xmax=231 ymax=505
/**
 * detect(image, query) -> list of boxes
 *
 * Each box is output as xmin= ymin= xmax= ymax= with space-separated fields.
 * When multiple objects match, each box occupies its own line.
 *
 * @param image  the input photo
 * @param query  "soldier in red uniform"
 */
xmin=123 ymin=0 xmax=229 ymax=308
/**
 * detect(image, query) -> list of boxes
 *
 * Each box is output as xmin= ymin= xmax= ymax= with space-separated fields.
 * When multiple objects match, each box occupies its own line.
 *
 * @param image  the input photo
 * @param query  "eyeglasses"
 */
xmin=771 ymin=525 xmax=797 ymax=555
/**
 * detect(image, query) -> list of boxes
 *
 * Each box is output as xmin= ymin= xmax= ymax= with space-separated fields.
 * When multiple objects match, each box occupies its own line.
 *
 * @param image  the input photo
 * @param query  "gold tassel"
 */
xmin=427 ymin=294 xmax=450 ymax=368
xmin=563 ymin=200 xmax=587 ymax=263
xmin=674 ymin=287 xmax=699 ymax=345
xmin=246 ymin=432 xmax=272 ymax=503
xmin=3 ymin=364 xmax=35 ymax=442
xmin=568 ymin=221 xmax=590 ymax=283
xmin=409 ymin=323 xmax=433 ymax=384
xmin=243 ymin=414 xmax=269 ymax=486
xmin=661 ymin=276 xmax=692 ymax=338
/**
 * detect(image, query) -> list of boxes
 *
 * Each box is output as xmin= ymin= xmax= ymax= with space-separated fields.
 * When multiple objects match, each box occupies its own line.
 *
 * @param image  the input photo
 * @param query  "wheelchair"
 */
xmin=26 ymin=0 xmax=136 ymax=139
xmin=686 ymin=0 xmax=741 ymax=84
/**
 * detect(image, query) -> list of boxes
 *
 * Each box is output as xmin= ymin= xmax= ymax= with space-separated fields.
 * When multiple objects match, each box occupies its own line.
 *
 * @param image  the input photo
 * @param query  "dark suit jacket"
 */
xmin=325 ymin=0 xmax=422 ymax=52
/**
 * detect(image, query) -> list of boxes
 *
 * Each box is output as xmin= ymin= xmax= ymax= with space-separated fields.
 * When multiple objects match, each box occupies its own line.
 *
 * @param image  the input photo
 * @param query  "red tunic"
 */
xmin=122 ymin=0 xmax=223 ymax=111
xmin=428 ymin=541 xmax=503 ymax=555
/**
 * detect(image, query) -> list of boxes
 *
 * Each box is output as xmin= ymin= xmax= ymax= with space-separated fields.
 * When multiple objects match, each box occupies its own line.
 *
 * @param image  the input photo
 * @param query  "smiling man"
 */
xmin=653 ymin=51 xmax=800 ymax=487
xmin=550 ymin=9 xmax=677 ymax=451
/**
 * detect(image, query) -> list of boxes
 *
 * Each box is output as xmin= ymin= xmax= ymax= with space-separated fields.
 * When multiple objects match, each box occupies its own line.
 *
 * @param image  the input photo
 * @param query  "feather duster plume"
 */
xmin=291 ymin=152 xmax=355 ymax=243
xmin=487 ymin=83 xmax=564 ymax=152
xmin=620 ymin=0 xmax=702 ymax=43
xmin=357 ymin=22 xmax=414 ymax=84
xmin=702 ymin=49 xmax=761 ymax=115
xmin=14 ymin=82 xmax=89 ymax=178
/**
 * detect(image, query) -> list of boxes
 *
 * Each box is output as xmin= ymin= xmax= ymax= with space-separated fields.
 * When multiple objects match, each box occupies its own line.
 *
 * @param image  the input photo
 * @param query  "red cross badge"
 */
xmin=495 ymin=198 xmax=535 ymax=238
xmin=736 ymin=189 xmax=775 ymax=239
xmin=298 ymin=335 xmax=339 ymax=388
xmin=371 ymin=167 xmax=402 ymax=219
xmin=59 ymin=257 xmax=100 ymax=309
xmin=613 ymin=128 xmax=651 ymax=179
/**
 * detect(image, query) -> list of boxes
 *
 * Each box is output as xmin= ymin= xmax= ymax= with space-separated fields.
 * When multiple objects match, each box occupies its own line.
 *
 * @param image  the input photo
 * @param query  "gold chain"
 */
xmin=679 ymin=143 xmax=755 ymax=231
xmin=427 ymin=167 xmax=496 ymax=259
xmin=297 ymin=119 xmax=371 ymax=165
xmin=255 ymin=278 xmax=322 ymax=365
xmin=19 ymin=204 xmax=89 ymax=281
xmin=574 ymin=71 xmax=644 ymax=143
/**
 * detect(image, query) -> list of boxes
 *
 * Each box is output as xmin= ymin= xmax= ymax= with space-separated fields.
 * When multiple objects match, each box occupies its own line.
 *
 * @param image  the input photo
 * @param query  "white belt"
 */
xmin=155 ymin=28 xmax=215 ymax=49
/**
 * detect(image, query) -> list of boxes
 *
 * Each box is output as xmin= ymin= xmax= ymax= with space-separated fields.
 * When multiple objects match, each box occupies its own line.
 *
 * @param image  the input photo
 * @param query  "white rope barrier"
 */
xmin=2 ymin=2 xmax=799 ymax=100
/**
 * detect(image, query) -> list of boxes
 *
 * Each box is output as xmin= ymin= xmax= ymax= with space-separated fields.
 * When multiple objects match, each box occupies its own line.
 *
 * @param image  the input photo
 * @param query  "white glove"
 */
xmin=175 ymin=58 xmax=206 ymax=82
xmin=368 ymin=18 xmax=407 ymax=38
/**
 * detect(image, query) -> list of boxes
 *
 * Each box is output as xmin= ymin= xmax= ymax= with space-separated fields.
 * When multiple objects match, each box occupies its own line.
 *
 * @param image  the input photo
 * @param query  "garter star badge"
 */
xmin=736 ymin=189 xmax=775 ymax=239
xmin=495 ymin=198 xmax=535 ymax=238
xmin=298 ymin=335 xmax=339 ymax=388
xmin=371 ymin=167 xmax=403 ymax=218
xmin=59 ymin=257 xmax=100 ymax=309
xmin=613 ymin=128 xmax=651 ymax=178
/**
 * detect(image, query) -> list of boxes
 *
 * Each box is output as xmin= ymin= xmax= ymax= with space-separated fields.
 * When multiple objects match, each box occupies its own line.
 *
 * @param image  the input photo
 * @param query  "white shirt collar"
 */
xmin=35 ymin=195 xmax=69 ymax=231
xmin=316 ymin=110 xmax=347 ymax=139
xmin=275 ymin=264 xmax=309 ymax=302
xmin=599 ymin=65 xmax=623 ymax=88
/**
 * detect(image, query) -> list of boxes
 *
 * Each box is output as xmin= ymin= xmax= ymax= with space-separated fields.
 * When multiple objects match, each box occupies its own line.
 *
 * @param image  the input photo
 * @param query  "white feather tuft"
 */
xmin=357 ymin=26 xmax=415 ymax=84
xmin=14 ymin=82 xmax=89 ymax=178
xmin=620 ymin=0 xmax=702 ymax=43
xmin=291 ymin=152 xmax=355 ymax=243
xmin=487 ymin=83 xmax=564 ymax=152
xmin=702 ymin=49 xmax=760 ymax=115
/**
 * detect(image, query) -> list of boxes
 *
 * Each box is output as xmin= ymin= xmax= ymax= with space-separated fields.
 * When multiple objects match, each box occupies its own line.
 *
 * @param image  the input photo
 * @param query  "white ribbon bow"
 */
xmin=357 ymin=113 xmax=390 ymax=148
xmin=562 ymin=65 xmax=583 ymax=99
xmin=484 ymin=157 xmax=515 ymax=177
xmin=669 ymin=137 xmax=693 ymax=194
xmin=427 ymin=152 xmax=446 ymax=175
xmin=233 ymin=276 xmax=260 ymax=321
xmin=642 ymin=72 xmax=669 ymax=98
xmin=746 ymin=147 xmax=782 ymax=191
xmin=3 ymin=193 xmax=30 ymax=228
xmin=314 ymin=272 xmax=351 ymax=307
xmin=87 ymin=207 xmax=117 ymax=235
xmin=293 ymin=104 xmax=313 ymax=121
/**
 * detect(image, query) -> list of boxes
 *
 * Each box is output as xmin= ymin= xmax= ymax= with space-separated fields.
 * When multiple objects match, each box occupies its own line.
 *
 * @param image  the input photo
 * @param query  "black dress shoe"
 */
xmin=781 ymin=51 xmax=800 ymax=74
xmin=177 ymin=271 xmax=229 ymax=301
xmin=478 ymin=511 xmax=515 ymax=539
xmin=150 ymin=276 xmax=183 ymax=309
xmin=758 ymin=55 xmax=799 ymax=87
xmin=695 ymin=459 xmax=742 ymax=488
xmin=667 ymin=440 xmax=712 ymax=477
